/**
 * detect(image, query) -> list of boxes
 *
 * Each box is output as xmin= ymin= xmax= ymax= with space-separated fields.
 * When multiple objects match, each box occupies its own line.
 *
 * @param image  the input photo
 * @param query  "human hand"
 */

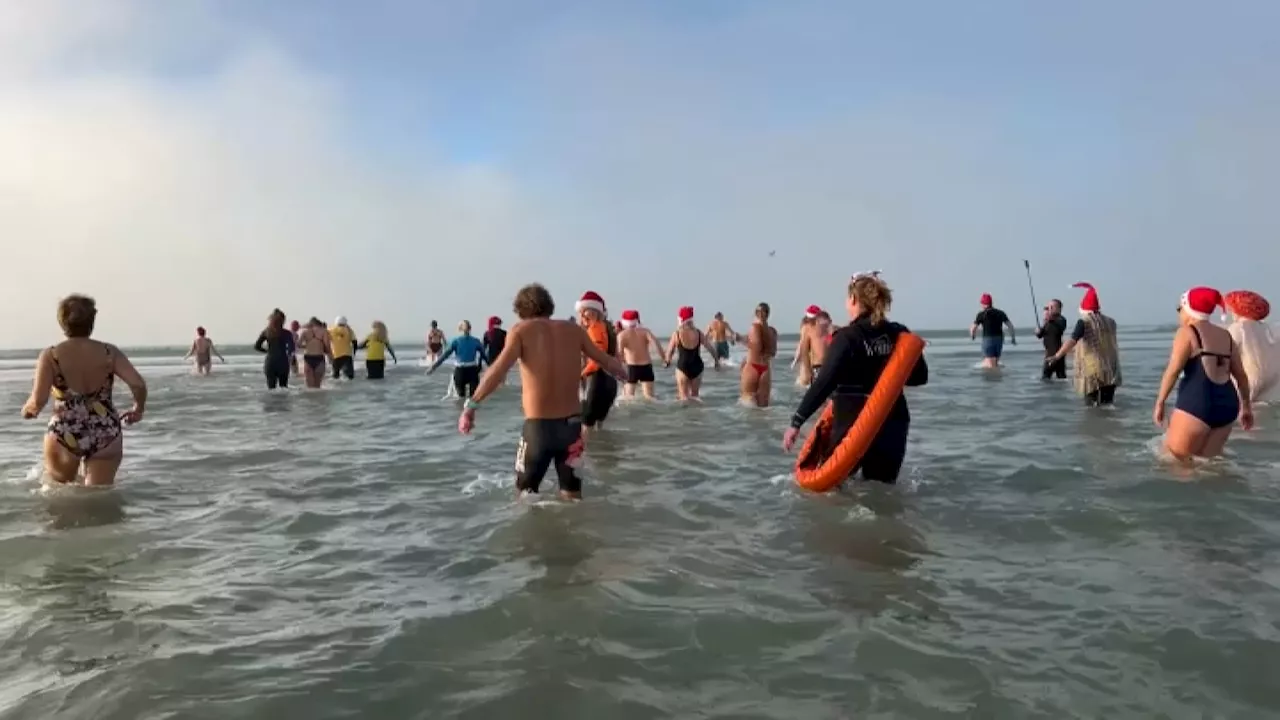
xmin=782 ymin=427 xmax=799 ymax=452
xmin=21 ymin=402 xmax=37 ymax=420
xmin=1152 ymin=403 xmax=1165 ymax=428
xmin=121 ymin=406 xmax=144 ymax=425
xmin=458 ymin=408 xmax=475 ymax=435
xmin=1240 ymin=406 xmax=1255 ymax=431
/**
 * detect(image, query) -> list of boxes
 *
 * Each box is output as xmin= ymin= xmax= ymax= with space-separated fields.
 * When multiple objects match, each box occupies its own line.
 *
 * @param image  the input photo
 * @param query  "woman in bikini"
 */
xmin=741 ymin=302 xmax=778 ymax=407
xmin=1154 ymin=287 xmax=1254 ymax=461
xmin=21 ymin=294 xmax=148 ymax=486
xmin=664 ymin=306 xmax=720 ymax=401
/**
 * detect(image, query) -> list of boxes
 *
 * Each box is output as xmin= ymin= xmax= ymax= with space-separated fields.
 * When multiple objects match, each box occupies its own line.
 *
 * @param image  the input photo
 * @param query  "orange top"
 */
xmin=582 ymin=320 xmax=609 ymax=377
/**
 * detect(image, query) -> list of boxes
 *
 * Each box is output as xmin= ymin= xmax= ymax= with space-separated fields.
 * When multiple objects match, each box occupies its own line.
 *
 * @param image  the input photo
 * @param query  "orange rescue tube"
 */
xmin=794 ymin=332 xmax=926 ymax=492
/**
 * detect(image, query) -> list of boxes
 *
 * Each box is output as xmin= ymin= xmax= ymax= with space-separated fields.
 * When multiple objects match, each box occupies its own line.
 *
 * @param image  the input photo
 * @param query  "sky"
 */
xmin=2 ymin=0 xmax=1278 ymax=347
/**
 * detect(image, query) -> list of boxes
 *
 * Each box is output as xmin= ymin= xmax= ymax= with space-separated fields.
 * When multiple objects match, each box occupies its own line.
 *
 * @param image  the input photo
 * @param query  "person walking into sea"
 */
xmin=426 ymin=321 xmax=446 ymax=366
xmin=793 ymin=308 xmax=833 ymax=386
xmin=706 ymin=311 xmax=739 ymax=362
xmin=1036 ymin=299 xmax=1069 ymax=380
xmin=576 ymin=291 xmax=619 ymax=431
xmin=665 ymin=306 xmax=720 ymax=401
xmin=483 ymin=316 xmax=507 ymax=365
xmin=782 ymin=273 xmax=928 ymax=484
xmin=429 ymin=320 xmax=486 ymax=399
xmin=457 ymin=283 xmax=626 ymax=500
xmin=329 ymin=316 xmax=357 ymax=380
xmin=297 ymin=318 xmax=332 ymax=388
xmin=288 ymin=320 xmax=302 ymax=376
xmin=254 ymin=310 xmax=293 ymax=390
xmin=617 ymin=309 xmax=665 ymax=400
xmin=1044 ymin=283 xmax=1122 ymax=406
xmin=21 ymin=294 xmax=148 ymax=487
xmin=184 ymin=326 xmax=225 ymax=375
xmin=358 ymin=321 xmax=397 ymax=379
xmin=970 ymin=293 xmax=1016 ymax=369
xmin=793 ymin=306 xmax=821 ymax=385
xmin=1153 ymin=287 xmax=1254 ymax=460
xmin=741 ymin=302 xmax=778 ymax=407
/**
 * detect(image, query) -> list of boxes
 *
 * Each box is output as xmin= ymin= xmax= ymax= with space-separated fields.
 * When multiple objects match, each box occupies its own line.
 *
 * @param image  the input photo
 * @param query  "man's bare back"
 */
xmin=618 ymin=327 xmax=662 ymax=367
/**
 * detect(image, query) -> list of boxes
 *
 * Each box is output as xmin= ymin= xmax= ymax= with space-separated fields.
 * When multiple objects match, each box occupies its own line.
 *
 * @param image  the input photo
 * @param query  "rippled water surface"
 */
xmin=3 ymin=329 xmax=1280 ymax=719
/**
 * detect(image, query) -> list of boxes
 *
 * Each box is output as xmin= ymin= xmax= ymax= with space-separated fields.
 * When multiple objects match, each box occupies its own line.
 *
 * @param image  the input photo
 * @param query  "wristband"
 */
xmin=464 ymin=398 xmax=480 ymax=411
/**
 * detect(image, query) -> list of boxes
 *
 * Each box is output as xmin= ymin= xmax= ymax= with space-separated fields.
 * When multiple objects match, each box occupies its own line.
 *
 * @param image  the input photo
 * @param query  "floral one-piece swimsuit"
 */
xmin=47 ymin=345 xmax=122 ymax=458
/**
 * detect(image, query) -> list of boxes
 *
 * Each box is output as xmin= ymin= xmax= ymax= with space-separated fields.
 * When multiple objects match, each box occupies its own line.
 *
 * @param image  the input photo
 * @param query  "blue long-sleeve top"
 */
xmin=430 ymin=334 xmax=486 ymax=371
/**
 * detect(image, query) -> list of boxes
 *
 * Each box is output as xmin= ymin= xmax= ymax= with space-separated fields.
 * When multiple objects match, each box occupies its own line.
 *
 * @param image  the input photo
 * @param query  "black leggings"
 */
xmin=366 ymin=360 xmax=385 ymax=380
xmin=453 ymin=365 xmax=481 ymax=398
xmin=264 ymin=361 xmax=290 ymax=390
xmin=1042 ymin=356 xmax=1066 ymax=380
xmin=581 ymin=371 xmax=617 ymax=427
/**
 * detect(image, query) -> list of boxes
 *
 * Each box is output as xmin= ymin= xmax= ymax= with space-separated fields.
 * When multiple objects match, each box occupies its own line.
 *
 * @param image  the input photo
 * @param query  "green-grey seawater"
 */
xmin=2 ymin=327 xmax=1279 ymax=719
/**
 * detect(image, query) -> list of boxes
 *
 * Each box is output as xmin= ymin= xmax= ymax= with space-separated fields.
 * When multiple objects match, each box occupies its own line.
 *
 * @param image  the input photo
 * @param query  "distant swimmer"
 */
xmin=253 ymin=309 xmax=293 ymax=390
xmin=1045 ymin=283 xmax=1122 ymax=406
xmin=329 ymin=316 xmax=356 ymax=380
xmin=576 ymin=291 xmax=619 ymax=431
xmin=741 ymin=302 xmax=778 ymax=407
xmin=705 ymin=311 xmax=739 ymax=362
xmin=288 ymin=320 xmax=302 ymax=376
xmin=426 ymin=321 xmax=446 ymax=365
xmin=429 ymin=320 xmax=486 ymax=399
xmin=457 ymin=283 xmax=626 ymax=500
xmin=1036 ymin=299 xmax=1068 ymax=380
xmin=782 ymin=273 xmax=929 ymax=484
xmin=794 ymin=310 xmax=833 ymax=386
xmin=483 ymin=316 xmax=507 ymax=364
xmin=617 ymin=309 xmax=665 ymax=400
xmin=358 ymin=320 xmax=397 ymax=379
xmin=1153 ymin=287 xmax=1253 ymax=460
xmin=22 ymin=294 xmax=148 ymax=487
xmin=793 ymin=309 xmax=818 ymax=385
xmin=184 ymin=326 xmax=225 ymax=375
xmin=665 ymin=306 xmax=720 ymax=401
xmin=970 ymin=293 xmax=1016 ymax=369
xmin=297 ymin=317 xmax=332 ymax=388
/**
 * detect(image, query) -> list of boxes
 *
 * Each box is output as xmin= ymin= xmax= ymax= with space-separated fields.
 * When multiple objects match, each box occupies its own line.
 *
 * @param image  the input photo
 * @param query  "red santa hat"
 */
xmin=575 ymin=290 xmax=605 ymax=315
xmin=979 ymin=293 xmax=993 ymax=306
xmin=1072 ymin=282 xmax=1100 ymax=312
xmin=620 ymin=309 xmax=640 ymax=328
xmin=488 ymin=315 xmax=502 ymax=329
xmin=804 ymin=304 xmax=822 ymax=319
xmin=1180 ymin=286 xmax=1226 ymax=322
xmin=677 ymin=306 xmax=694 ymax=325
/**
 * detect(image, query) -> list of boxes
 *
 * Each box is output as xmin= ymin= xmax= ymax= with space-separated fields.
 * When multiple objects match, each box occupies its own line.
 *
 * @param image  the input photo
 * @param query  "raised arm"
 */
xmin=111 ymin=345 xmax=149 ymax=423
xmin=21 ymin=349 xmax=56 ymax=418
xmin=253 ymin=332 xmax=268 ymax=353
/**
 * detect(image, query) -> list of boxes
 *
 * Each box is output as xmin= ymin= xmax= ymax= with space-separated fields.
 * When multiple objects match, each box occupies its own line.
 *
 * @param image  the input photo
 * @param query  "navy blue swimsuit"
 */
xmin=1174 ymin=325 xmax=1240 ymax=429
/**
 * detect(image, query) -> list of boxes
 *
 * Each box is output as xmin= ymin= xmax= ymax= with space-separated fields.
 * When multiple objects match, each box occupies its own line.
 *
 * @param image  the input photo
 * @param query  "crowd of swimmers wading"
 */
xmin=18 ymin=276 xmax=1276 ymax=495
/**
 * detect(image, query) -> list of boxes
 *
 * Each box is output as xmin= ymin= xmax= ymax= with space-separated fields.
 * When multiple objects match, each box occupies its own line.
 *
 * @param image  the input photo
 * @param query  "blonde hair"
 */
xmin=848 ymin=275 xmax=893 ymax=324
xmin=372 ymin=321 xmax=388 ymax=343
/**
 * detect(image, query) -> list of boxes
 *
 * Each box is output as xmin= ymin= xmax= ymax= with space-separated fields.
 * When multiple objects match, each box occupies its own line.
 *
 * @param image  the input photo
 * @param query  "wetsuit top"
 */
xmin=329 ymin=325 xmax=355 ymax=358
xmin=361 ymin=334 xmax=394 ymax=362
xmin=974 ymin=308 xmax=1009 ymax=339
xmin=790 ymin=315 xmax=929 ymax=429
xmin=254 ymin=328 xmax=293 ymax=367
xmin=433 ymin=334 xmax=485 ymax=370
xmin=582 ymin=320 xmax=617 ymax=377
xmin=1038 ymin=315 xmax=1067 ymax=355
xmin=484 ymin=327 xmax=507 ymax=362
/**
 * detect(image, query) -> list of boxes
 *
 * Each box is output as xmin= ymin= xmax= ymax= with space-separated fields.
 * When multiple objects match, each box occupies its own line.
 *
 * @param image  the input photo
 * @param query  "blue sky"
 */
xmin=2 ymin=0 xmax=1278 ymax=346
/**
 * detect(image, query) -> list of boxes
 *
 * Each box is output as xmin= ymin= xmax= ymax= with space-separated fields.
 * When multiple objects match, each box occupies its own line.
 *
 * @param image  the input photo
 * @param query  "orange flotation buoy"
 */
xmin=1225 ymin=290 xmax=1270 ymax=322
xmin=794 ymin=332 xmax=926 ymax=492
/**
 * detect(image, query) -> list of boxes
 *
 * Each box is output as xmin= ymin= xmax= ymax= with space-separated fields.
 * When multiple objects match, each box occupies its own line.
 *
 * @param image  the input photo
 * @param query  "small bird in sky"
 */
xmin=767 ymin=250 xmax=776 ymax=257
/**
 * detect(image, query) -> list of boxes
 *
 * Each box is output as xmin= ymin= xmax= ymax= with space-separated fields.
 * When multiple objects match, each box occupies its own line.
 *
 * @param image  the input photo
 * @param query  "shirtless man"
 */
xmin=792 ymin=309 xmax=833 ymax=386
xmin=184 ymin=326 xmax=225 ymax=375
xmin=741 ymin=302 xmax=778 ymax=407
xmin=616 ymin=309 xmax=666 ymax=399
xmin=706 ymin=312 xmax=740 ymax=362
xmin=297 ymin=317 xmax=333 ymax=388
xmin=426 ymin=321 xmax=446 ymax=366
xmin=458 ymin=284 xmax=626 ymax=500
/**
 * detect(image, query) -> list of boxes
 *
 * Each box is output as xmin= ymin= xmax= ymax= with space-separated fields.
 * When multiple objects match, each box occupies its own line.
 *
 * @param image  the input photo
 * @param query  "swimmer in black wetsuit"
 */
xmin=782 ymin=273 xmax=928 ymax=483
xmin=253 ymin=309 xmax=293 ymax=390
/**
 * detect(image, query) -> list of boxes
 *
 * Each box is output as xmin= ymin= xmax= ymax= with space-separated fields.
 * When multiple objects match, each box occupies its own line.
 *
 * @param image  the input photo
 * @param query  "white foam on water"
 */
xmin=462 ymin=472 xmax=509 ymax=496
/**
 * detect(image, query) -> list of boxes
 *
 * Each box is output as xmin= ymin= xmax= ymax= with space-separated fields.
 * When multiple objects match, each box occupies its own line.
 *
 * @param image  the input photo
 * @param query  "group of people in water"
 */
xmin=17 ymin=275 xmax=1277 ymax=494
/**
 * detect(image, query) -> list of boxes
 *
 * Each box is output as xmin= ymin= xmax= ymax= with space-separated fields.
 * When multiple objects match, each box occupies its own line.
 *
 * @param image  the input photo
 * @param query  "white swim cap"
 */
xmin=335 ymin=315 xmax=347 ymax=326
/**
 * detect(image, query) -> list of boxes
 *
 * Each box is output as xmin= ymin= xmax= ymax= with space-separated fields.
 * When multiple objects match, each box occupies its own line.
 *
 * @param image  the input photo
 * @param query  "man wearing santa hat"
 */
xmin=1151 ymin=286 xmax=1254 ymax=459
xmin=793 ymin=304 xmax=823 ymax=384
xmin=575 ymin=290 xmax=619 ymax=430
xmin=1045 ymin=282 xmax=1122 ymax=406
xmin=617 ymin=309 xmax=665 ymax=400
xmin=458 ymin=283 xmax=626 ymax=499
xmin=970 ymin=293 xmax=1017 ymax=369
xmin=793 ymin=308 xmax=833 ymax=387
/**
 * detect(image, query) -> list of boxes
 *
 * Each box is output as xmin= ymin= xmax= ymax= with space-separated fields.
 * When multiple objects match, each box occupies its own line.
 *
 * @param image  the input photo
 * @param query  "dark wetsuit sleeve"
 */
xmin=790 ymin=330 xmax=851 ymax=429
xmin=1071 ymin=319 xmax=1086 ymax=342
xmin=254 ymin=332 xmax=268 ymax=353
xmin=907 ymin=351 xmax=929 ymax=386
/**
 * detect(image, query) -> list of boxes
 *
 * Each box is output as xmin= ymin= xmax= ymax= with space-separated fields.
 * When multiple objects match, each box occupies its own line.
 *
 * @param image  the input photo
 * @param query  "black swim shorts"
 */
xmin=515 ymin=416 xmax=585 ymax=494
xmin=626 ymin=363 xmax=655 ymax=384
xmin=332 ymin=355 xmax=355 ymax=379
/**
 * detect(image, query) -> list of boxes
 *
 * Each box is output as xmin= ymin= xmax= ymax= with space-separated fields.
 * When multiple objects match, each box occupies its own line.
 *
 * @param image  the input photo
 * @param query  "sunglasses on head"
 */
xmin=850 ymin=270 xmax=882 ymax=281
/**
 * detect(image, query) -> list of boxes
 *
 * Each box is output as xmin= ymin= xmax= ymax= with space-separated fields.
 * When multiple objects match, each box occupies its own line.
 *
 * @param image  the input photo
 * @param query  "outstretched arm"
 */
xmin=184 ymin=341 xmax=196 ymax=360
xmin=789 ymin=333 xmax=850 ymax=429
xmin=470 ymin=333 xmax=521 ymax=404
xmin=430 ymin=341 xmax=456 ymax=372
xmin=582 ymin=327 xmax=626 ymax=379
xmin=212 ymin=344 xmax=226 ymax=362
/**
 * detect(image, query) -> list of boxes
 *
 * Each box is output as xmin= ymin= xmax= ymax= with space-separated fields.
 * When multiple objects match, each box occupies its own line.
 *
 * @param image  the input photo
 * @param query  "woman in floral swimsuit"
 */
xmin=22 ymin=295 xmax=148 ymax=486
